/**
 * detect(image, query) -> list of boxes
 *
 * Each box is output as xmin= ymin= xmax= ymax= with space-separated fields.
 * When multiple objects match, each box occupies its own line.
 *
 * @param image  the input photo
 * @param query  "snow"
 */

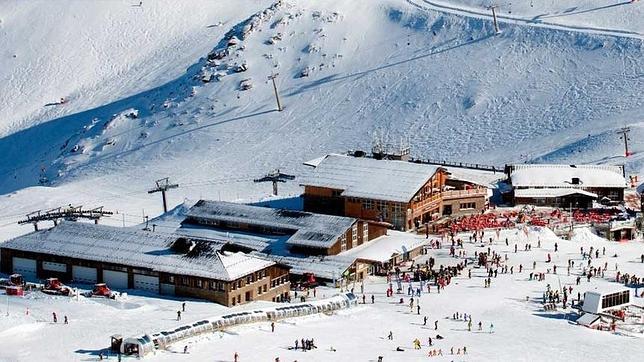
xmin=0 ymin=0 xmax=643 ymax=359
xmin=510 ymin=164 xmax=627 ymax=188
xmin=186 ymin=200 xmax=356 ymax=249
xmin=340 ymin=230 xmax=428 ymax=263
xmin=2 ymin=221 xmax=274 ymax=281
xmin=1 ymin=225 xmax=643 ymax=361
xmin=300 ymin=154 xmax=440 ymax=202
xmin=514 ymin=188 xmax=598 ymax=198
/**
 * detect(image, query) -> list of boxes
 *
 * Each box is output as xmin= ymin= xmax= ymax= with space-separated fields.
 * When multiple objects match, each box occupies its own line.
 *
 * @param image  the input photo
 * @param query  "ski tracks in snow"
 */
xmin=406 ymin=0 xmax=644 ymax=40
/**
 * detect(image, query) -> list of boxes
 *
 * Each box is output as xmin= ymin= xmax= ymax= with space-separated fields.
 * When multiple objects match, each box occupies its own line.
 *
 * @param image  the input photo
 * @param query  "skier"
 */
xmin=467 ymin=319 xmax=472 ymax=331
xmin=177 ymin=310 xmax=182 ymax=321
xmin=423 ymin=316 xmax=428 ymax=326
xmin=434 ymin=320 xmax=438 ymax=330
xmin=182 ymin=302 xmax=186 ymax=312
xmin=417 ymin=305 xmax=421 ymax=315
xmin=234 ymin=352 xmax=239 ymax=362
xmin=371 ymin=294 xmax=375 ymax=304
xmin=64 ymin=315 xmax=68 ymax=325
xmin=271 ymin=322 xmax=275 ymax=332
xmin=184 ymin=345 xmax=188 ymax=354
xmin=52 ymin=312 xmax=57 ymax=323
xmin=295 ymin=339 xmax=299 ymax=350
xmin=413 ymin=339 xmax=421 ymax=349
xmin=388 ymin=331 xmax=393 ymax=340
xmin=489 ymin=323 xmax=494 ymax=334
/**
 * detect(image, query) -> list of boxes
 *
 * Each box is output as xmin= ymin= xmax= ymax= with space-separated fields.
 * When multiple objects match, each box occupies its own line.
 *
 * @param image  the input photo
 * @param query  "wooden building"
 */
xmin=507 ymin=164 xmax=627 ymax=208
xmin=300 ymin=154 xmax=488 ymax=230
xmin=0 ymin=222 xmax=290 ymax=307
xmin=183 ymin=200 xmax=387 ymax=256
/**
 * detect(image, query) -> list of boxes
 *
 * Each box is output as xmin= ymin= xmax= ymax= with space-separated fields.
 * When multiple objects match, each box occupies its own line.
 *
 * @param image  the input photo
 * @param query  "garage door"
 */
xmin=72 ymin=265 xmax=97 ymax=284
xmin=134 ymin=274 xmax=159 ymax=293
xmin=12 ymin=257 xmax=37 ymax=280
xmin=43 ymin=261 xmax=67 ymax=273
xmin=103 ymin=270 xmax=129 ymax=290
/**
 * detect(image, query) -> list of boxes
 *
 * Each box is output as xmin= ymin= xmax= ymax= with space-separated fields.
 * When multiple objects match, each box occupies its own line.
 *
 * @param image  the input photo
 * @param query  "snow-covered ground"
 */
xmin=0 ymin=226 xmax=642 ymax=361
xmin=0 ymin=1 xmax=643 ymax=360
xmin=0 ymin=0 xmax=642 ymax=241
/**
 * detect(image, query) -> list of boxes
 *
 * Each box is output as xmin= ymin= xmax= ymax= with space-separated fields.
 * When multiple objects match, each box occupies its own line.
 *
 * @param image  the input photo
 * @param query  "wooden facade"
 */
xmin=303 ymin=169 xmax=488 ymax=231
xmin=0 ymin=248 xmax=290 ymax=307
xmin=185 ymin=214 xmax=387 ymax=256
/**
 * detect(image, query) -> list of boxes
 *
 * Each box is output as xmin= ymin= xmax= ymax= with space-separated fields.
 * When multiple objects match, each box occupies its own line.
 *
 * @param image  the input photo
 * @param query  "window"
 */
xmin=169 ymin=276 xmax=174 ymax=283
xmin=332 ymin=189 xmax=342 ymax=197
xmin=460 ymin=202 xmax=476 ymax=210
xmin=258 ymin=286 xmax=262 ymax=295
xmin=231 ymin=281 xmax=237 ymax=290
xmin=363 ymin=223 xmax=369 ymax=241
xmin=196 ymin=279 xmax=202 ymax=288
xmin=352 ymin=224 xmax=358 ymax=243
xmin=363 ymin=199 xmax=373 ymax=210
xmin=182 ymin=277 xmax=189 ymax=286
xmin=237 ymin=280 xmax=242 ymax=288
xmin=263 ymin=285 xmax=267 ymax=292
xmin=340 ymin=234 xmax=347 ymax=252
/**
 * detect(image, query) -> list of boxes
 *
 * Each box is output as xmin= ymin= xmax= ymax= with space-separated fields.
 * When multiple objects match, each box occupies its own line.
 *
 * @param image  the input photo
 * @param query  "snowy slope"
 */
xmin=0 ymin=0 xmax=642 ymax=237
xmin=0 ymin=0 xmax=274 ymax=136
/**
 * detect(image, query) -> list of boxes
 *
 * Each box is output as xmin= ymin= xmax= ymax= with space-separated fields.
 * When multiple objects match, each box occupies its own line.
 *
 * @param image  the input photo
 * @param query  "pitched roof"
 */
xmin=1 ymin=221 xmax=274 ymax=281
xmin=300 ymin=154 xmax=440 ymax=202
xmin=185 ymin=200 xmax=357 ymax=249
xmin=510 ymin=164 xmax=627 ymax=188
xmin=514 ymin=188 xmax=598 ymax=199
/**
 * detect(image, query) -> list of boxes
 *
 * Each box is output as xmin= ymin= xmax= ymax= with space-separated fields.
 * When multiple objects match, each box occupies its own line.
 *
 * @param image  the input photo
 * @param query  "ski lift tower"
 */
xmin=254 ymin=169 xmax=295 ymax=196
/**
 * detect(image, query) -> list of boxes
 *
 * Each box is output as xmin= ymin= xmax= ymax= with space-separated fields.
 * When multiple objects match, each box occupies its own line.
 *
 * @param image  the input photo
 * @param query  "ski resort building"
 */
xmin=507 ymin=164 xmax=628 ymax=208
xmin=300 ymin=154 xmax=489 ymax=230
xmin=182 ymin=200 xmax=387 ymax=256
xmin=0 ymin=222 xmax=290 ymax=306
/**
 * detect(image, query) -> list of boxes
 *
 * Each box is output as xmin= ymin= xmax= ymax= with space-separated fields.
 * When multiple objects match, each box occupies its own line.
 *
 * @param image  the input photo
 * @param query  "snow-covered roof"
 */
xmin=339 ymin=230 xmax=428 ymax=263
xmin=250 ymin=252 xmax=354 ymax=280
xmin=1 ymin=222 xmax=275 ymax=281
xmin=443 ymin=166 xmax=505 ymax=188
xmin=300 ymin=154 xmax=440 ymax=202
xmin=510 ymin=164 xmax=627 ymax=188
xmin=185 ymin=200 xmax=356 ymax=249
xmin=514 ymin=188 xmax=598 ymax=199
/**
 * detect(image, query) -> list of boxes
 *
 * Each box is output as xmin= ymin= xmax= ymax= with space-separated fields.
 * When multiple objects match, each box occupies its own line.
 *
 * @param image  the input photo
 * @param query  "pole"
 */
xmin=617 ymin=127 xmax=631 ymax=157
xmin=269 ymin=74 xmax=282 ymax=111
xmin=491 ymin=6 xmax=500 ymax=34
xmin=161 ymin=190 xmax=168 ymax=213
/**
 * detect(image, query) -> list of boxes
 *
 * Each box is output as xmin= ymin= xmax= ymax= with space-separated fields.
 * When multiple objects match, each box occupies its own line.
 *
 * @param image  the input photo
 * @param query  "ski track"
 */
xmin=407 ymin=0 xmax=644 ymax=40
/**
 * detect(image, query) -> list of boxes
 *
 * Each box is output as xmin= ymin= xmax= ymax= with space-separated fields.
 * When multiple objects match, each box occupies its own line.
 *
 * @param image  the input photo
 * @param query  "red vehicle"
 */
xmin=42 ymin=278 xmax=75 ymax=296
xmin=6 ymin=285 xmax=24 ymax=296
xmin=10 ymin=274 xmax=24 ymax=286
xmin=84 ymin=283 xmax=115 ymax=299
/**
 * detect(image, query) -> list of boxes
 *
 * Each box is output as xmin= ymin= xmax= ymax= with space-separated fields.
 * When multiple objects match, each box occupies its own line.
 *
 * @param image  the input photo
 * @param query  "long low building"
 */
xmin=0 ymin=222 xmax=290 ymax=307
xmin=507 ymin=164 xmax=627 ymax=207
xmin=183 ymin=200 xmax=388 ymax=255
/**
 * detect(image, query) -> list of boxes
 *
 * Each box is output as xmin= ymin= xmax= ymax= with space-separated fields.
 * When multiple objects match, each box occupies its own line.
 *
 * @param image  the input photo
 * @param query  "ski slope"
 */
xmin=0 ymin=227 xmax=642 ymax=361
xmin=0 ymin=0 xmax=642 ymax=233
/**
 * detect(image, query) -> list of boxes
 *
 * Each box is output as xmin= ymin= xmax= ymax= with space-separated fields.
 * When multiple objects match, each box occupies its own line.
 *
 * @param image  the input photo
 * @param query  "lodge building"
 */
xmin=507 ymin=164 xmax=628 ymax=208
xmin=0 ymin=221 xmax=290 ymax=306
xmin=182 ymin=200 xmax=388 ymax=255
xmin=300 ymin=154 xmax=488 ymax=230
